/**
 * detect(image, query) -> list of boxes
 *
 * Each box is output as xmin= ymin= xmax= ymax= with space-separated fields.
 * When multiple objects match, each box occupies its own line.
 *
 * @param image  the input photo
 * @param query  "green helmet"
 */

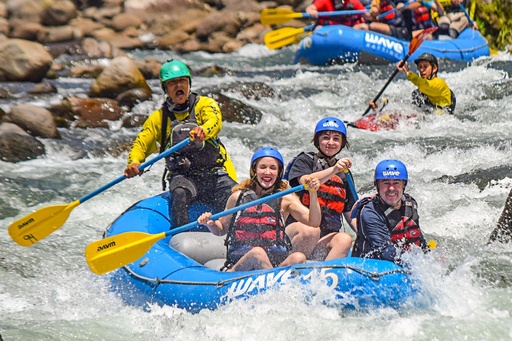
xmin=160 ymin=60 xmax=191 ymax=88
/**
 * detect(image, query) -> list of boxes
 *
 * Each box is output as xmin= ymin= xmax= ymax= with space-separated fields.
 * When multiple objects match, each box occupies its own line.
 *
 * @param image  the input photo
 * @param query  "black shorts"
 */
xmin=389 ymin=26 xmax=412 ymax=40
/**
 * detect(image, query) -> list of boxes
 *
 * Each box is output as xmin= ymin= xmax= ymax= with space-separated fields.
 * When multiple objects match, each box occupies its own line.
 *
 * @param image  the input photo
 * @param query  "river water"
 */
xmin=1 ymin=45 xmax=512 ymax=340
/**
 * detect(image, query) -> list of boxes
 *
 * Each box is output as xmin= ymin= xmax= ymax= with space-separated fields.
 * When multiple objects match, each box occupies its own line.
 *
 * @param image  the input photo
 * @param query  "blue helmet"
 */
xmin=313 ymin=117 xmax=347 ymax=149
xmin=251 ymin=147 xmax=284 ymax=169
xmin=374 ymin=159 xmax=408 ymax=185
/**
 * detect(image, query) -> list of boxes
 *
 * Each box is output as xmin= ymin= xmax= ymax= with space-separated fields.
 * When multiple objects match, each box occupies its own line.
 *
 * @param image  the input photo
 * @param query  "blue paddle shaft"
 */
xmin=345 ymin=171 xmax=359 ymax=201
xmin=167 ymin=184 xmax=307 ymax=237
xmin=78 ymin=138 xmax=192 ymax=204
xmin=304 ymin=10 xmax=367 ymax=19
xmin=459 ymin=3 xmax=474 ymax=26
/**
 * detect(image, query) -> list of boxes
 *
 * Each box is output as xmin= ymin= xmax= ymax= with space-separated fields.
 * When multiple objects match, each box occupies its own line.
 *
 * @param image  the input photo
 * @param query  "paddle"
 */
xmin=344 ymin=169 xmax=359 ymax=201
xmin=8 ymin=138 xmax=193 ymax=247
xmin=85 ymin=184 xmax=307 ymax=275
xmin=361 ymin=27 xmax=438 ymax=117
xmin=260 ymin=8 xmax=368 ymax=25
xmin=458 ymin=3 xmax=475 ymax=28
xmin=264 ymin=24 xmax=315 ymax=50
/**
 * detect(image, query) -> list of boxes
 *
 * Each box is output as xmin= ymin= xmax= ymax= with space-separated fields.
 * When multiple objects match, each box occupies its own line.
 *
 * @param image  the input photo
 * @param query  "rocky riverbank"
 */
xmin=0 ymin=0 xmax=309 ymax=162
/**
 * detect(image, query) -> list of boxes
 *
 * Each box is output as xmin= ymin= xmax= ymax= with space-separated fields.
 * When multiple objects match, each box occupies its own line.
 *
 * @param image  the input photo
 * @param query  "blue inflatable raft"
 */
xmin=104 ymin=192 xmax=418 ymax=313
xmin=293 ymin=25 xmax=490 ymax=65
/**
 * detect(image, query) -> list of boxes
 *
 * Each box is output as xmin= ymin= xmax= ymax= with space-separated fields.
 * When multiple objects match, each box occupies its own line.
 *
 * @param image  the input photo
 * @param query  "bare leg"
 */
xmin=229 ymin=247 xmax=273 ymax=272
xmin=369 ymin=22 xmax=392 ymax=35
xmin=280 ymin=252 xmax=306 ymax=267
xmin=310 ymin=232 xmax=353 ymax=261
xmin=285 ymin=222 xmax=320 ymax=258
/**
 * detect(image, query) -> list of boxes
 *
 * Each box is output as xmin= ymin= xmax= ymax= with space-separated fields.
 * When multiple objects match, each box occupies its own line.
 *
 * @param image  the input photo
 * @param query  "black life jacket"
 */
xmin=411 ymin=89 xmax=456 ymax=114
xmin=160 ymin=93 xmax=223 ymax=176
xmin=225 ymin=189 xmax=289 ymax=250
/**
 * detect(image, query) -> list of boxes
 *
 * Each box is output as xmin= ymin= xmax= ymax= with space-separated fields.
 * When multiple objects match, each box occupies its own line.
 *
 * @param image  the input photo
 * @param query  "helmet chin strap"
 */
xmin=316 ymin=150 xmax=339 ymax=167
xmin=165 ymin=91 xmax=192 ymax=113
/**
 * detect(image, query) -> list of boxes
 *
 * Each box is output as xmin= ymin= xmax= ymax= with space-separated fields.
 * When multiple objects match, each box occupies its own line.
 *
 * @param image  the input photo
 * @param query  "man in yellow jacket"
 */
xmin=124 ymin=59 xmax=238 ymax=228
xmin=397 ymin=53 xmax=456 ymax=114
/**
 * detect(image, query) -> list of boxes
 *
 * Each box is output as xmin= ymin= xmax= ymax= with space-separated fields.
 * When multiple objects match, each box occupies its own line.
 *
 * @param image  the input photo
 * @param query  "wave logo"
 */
xmin=225 ymin=268 xmax=339 ymax=298
xmin=382 ymin=171 xmax=401 ymax=177
xmin=364 ymin=33 xmax=404 ymax=54
xmin=322 ymin=121 xmax=339 ymax=128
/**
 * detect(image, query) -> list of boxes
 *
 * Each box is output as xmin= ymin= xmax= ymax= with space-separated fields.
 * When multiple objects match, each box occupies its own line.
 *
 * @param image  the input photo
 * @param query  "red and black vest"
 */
xmin=226 ymin=189 xmax=289 ymax=250
xmin=296 ymin=152 xmax=348 ymax=232
xmin=378 ymin=0 xmax=405 ymax=26
xmin=411 ymin=5 xmax=433 ymax=30
xmin=373 ymin=193 xmax=423 ymax=249
xmin=318 ymin=0 xmax=365 ymax=26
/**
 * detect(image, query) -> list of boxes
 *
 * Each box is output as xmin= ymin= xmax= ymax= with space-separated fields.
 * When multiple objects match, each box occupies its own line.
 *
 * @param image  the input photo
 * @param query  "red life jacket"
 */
xmin=318 ymin=0 xmax=366 ymax=26
xmin=377 ymin=193 xmax=423 ymax=249
xmin=226 ymin=189 xmax=288 ymax=249
xmin=411 ymin=6 xmax=433 ymax=30
xmin=378 ymin=0 xmax=398 ymax=23
xmin=296 ymin=152 xmax=348 ymax=231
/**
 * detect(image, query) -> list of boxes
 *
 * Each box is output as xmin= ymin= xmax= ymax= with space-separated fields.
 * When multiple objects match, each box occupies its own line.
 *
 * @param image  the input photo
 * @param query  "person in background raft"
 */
xmin=284 ymin=117 xmax=356 ymax=261
xmin=397 ymin=52 xmax=456 ymax=114
xmin=434 ymin=0 xmax=478 ymax=38
xmin=488 ymin=188 xmax=512 ymax=244
xmin=351 ymin=159 xmax=430 ymax=265
xmin=306 ymin=0 xmax=367 ymax=28
xmin=124 ymin=59 xmax=238 ymax=228
xmin=198 ymin=147 xmax=321 ymax=272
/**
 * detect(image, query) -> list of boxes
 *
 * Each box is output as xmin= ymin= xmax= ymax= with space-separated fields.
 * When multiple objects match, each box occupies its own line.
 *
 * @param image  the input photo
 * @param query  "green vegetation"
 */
xmin=474 ymin=0 xmax=512 ymax=51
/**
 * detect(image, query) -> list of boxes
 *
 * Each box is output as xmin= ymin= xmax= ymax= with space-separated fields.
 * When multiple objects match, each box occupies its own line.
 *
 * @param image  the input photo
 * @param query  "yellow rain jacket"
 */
xmin=407 ymin=72 xmax=452 ymax=108
xmin=127 ymin=96 xmax=238 ymax=182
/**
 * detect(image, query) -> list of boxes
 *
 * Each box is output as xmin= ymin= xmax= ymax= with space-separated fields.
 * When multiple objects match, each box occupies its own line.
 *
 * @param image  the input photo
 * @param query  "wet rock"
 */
xmin=110 ymin=12 xmax=142 ymax=32
xmin=89 ymin=56 xmax=152 ymax=99
xmin=27 ymin=81 xmax=58 ymax=94
xmin=69 ymin=64 xmax=106 ymax=78
xmin=62 ymin=97 xmax=123 ymax=128
xmin=80 ymin=37 xmax=126 ymax=58
xmin=37 ymin=25 xmax=82 ymax=44
xmin=116 ymin=88 xmax=152 ymax=110
xmin=7 ymin=0 xmax=44 ymax=22
xmin=0 ymin=122 xmax=28 ymax=136
xmin=204 ymin=91 xmax=262 ymax=125
xmin=0 ymin=132 xmax=45 ymax=162
xmin=9 ymin=21 xmax=45 ymax=40
xmin=0 ymin=17 xmax=9 ymax=35
xmin=489 ymin=188 xmax=512 ymax=243
xmin=8 ymin=104 xmax=61 ymax=139
xmin=41 ymin=0 xmax=78 ymax=26
xmin=0 ymin=39 xmax=53 ymax=82
xmin=134 ymin=57 xmax=161 ymax=80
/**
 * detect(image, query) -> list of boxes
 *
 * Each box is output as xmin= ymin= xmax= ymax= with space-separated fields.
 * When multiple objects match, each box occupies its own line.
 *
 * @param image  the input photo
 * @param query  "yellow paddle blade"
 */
xmin=264 ymin=26 xmax=306 ymax=50
xmin=260 ymin=8 xmax=303 ymax=25
xmin=427 ymin=239 xmax=437 ymax=250
xmin=8 ymin=201 xmax=80 ymax=246
xmin=85 ymin=231 xmax=166 ymax=275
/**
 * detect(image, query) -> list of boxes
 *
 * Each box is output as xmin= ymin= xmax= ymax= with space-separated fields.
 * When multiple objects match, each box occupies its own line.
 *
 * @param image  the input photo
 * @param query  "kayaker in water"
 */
xmin=305 ymin=0 xmax=367 ymax=28
xmin=397 ymin=52 xmax=456 ymax=114
xmin=197 ymin=147 xmax=322 ymax=272
xmin=124 ymin=59 xmax=238 ymax=228
xmin=351 ymin=159 xmax=430 ymax=265
xmin=284 ymin=117 xmax=356 ymax=261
